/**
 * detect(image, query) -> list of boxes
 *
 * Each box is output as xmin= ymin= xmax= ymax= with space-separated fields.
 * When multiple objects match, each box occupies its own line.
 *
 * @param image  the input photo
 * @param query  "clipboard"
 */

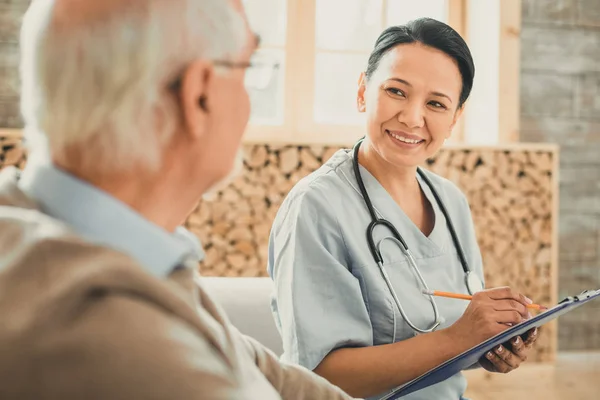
xmin=380 ymin=289 xmax=600 ymax=399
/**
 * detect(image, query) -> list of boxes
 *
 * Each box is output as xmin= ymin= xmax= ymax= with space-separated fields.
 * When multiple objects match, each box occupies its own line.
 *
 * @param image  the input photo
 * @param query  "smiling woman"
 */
xmin=267 ymin=18 xmax=538 ymax=400
xmin=357 ymin=19 xmax=473 ymax=172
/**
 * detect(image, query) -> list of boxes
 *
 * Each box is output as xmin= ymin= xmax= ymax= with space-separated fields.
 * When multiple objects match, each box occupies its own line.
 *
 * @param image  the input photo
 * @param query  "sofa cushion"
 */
xmin=201 ymin=277 xmax=284 ymax=357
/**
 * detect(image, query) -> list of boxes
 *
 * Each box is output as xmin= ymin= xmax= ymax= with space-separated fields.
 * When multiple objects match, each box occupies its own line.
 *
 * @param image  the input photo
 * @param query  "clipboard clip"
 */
xmin=559 ymin=289 xmax=600 ymax=304
xmin=576 ymin=289 xmax=600 ymax=300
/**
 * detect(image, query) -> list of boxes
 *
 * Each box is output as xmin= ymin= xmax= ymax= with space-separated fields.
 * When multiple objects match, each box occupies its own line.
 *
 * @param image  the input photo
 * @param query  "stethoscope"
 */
xmin=352 ymin=139 xmax=484 ymax=334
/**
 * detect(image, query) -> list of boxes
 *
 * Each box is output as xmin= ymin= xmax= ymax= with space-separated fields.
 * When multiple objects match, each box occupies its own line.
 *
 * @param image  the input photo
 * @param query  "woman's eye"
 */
xmin=385 ymin=88 xmax=406 ymax=98
xmin=429 ymin=101 xmax=447 ymax=110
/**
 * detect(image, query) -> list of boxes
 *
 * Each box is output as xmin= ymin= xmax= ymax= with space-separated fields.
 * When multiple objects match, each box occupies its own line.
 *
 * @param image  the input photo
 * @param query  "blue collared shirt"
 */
xmin=18 ymin=162 xmax=204 ymax=277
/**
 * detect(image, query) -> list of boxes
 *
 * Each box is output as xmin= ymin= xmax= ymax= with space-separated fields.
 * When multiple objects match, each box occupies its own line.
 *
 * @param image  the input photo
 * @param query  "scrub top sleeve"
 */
xmin=268 ymin=187 xmax=373 ymax=371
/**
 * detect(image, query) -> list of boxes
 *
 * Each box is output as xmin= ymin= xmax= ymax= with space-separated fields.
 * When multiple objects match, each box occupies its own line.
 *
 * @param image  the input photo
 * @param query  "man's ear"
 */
xmin=357 ymin=72 xmax=367 ymax=113
xmin=449 ymin=105 xmax=465 ymax=138
xmin=180 ymin=60 xmax=214 ymax=139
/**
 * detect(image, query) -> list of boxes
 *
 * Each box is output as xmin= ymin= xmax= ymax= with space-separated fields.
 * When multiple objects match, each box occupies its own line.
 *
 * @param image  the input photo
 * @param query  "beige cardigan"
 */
xmin=0 ymin=167 xmax=356 ymax=400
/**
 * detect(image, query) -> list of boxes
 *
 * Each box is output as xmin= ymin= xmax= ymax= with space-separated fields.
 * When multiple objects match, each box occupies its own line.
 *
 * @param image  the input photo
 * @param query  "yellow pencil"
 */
xmin=422 ymin=289 xmax=548 ymax=311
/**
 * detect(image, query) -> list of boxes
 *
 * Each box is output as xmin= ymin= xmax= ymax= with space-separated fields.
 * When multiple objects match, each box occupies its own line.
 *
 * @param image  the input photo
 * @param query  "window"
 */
xmin=243 ymin=0 xmax=288 ymax=126
xmin=242 ymin=0 xmax=519 ymax=145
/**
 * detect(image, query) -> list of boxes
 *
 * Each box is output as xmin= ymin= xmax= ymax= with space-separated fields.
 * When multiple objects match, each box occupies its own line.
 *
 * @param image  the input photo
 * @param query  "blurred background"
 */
xmin=0 ymin=0 xmax=598 ymax=398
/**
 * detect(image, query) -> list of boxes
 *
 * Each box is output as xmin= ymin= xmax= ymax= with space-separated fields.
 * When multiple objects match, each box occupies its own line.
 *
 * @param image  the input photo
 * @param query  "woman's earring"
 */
xmin=358 ymin=101 xmax=366 ymax=112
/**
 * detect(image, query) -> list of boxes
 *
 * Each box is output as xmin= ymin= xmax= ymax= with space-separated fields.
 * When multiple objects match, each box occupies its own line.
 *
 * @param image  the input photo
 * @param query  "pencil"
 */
xmin=422 ymin=289 xmax=548 ymax=311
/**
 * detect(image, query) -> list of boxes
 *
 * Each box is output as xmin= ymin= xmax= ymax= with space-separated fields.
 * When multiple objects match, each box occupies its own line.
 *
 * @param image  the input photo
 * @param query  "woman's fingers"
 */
xmin=484 ymin=348 xmax=513 ymax=373
xmin=493 ymin=344 xmax=521 ymax=369
xmin=494 ymin=310 xmax=525 ymax=325
xmin=456 ymin=288 xmax=537 ymax=346
xmin=481 ymin=335 xmax=533 ymax=374
xmin=509 ymin=335 xmax=529 ymax=361
xmin=492 ymin=299 xmax=530 ymax=319
xmin=485 ymin=287 xmax=531 ymax=307
xmin=524 ymin=327 xmax=539 ymax=346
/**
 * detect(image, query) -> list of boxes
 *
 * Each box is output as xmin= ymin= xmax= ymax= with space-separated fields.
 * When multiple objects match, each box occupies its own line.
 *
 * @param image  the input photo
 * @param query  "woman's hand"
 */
xmin=444 ymin=287 xmax=533 ymax=349
xmin=479 ymin=327 xmax=539 ymax=373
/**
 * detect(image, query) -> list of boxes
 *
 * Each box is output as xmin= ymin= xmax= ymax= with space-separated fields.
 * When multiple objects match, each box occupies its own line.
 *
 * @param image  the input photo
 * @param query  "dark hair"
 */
xmin=365 ymin=18 xmax=475 ymax=108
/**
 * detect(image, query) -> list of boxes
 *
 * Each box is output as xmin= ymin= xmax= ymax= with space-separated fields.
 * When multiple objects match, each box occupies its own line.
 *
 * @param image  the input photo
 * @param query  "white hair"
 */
xmin=20 ymin=0 xmax=246 ymax=172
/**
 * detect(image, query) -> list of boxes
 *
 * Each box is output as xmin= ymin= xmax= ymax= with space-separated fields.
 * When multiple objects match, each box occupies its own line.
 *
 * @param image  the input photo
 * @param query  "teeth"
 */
xmin=388 ymin=132 xmax=422 ymax=144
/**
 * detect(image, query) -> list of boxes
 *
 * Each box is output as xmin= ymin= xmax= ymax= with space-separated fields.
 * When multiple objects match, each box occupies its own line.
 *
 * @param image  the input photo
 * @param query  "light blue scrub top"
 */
xmin=267 ymin=149 xmax=485 ymax=400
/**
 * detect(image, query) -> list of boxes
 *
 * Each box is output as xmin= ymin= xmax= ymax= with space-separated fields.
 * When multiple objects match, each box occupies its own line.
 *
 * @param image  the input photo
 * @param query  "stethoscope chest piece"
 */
xmin=466 ymin=271 xmax=484 ymax=295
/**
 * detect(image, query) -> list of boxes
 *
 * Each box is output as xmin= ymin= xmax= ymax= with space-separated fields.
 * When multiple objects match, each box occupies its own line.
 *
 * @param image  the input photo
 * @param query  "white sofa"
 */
xmin=202 ymin=277 xmax=284 ymax=356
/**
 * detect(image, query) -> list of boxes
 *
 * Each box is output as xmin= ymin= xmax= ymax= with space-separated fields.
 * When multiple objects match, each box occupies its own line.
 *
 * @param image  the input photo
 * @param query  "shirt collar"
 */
xmin=18 ymin=162 xmax=204 ymax=277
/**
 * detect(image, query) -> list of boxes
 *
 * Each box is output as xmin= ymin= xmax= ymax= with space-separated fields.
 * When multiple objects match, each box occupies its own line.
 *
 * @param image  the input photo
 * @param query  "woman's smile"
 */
xmin=386 ymin=129 xmax=426 ymax=149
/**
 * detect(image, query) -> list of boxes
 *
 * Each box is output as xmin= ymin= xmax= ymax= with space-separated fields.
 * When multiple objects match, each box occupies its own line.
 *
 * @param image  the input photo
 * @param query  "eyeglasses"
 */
xmin=244 ymin=60 xmax=280 ymax=91
xmin=169 ymin=59 xmax=280 ymax=93
xmin=214 ymin=59 xmax=280 ymax=91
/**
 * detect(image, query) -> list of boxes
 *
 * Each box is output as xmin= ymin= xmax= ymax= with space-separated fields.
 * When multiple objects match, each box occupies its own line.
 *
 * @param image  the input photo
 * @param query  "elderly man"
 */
xmin=0 ymin=1 xmax=356 ymax=399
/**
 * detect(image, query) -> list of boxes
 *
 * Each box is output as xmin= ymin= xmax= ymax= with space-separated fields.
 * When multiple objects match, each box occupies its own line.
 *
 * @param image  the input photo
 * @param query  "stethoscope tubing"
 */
xmin=352 ymin=138 xmax=479 ymax=333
